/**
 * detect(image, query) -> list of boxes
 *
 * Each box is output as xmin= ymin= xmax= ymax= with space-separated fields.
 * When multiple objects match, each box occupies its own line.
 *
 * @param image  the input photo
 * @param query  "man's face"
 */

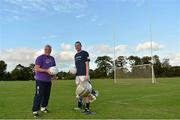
xmin=44 ymin=47 xmax=52 ymax=55
xmin=75 ymin=43 xmax=81 ymax=52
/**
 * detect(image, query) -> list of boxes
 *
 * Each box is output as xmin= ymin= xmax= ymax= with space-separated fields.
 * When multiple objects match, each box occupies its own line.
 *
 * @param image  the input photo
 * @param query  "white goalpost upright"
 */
xmin=150 ymin=19 xmax=156 ymax=84
xmin=113 ymin=0 xmax=156 ymax=84
xmin=148 ymin=0 xmax=156 ymax=84
xmin=113 ymin=31 xmax=117 ymax=84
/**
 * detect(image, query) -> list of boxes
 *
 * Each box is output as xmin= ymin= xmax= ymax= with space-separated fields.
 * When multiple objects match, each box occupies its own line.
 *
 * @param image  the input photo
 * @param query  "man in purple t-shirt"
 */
xmin=32 ymin=45 xmax=56 ymax=118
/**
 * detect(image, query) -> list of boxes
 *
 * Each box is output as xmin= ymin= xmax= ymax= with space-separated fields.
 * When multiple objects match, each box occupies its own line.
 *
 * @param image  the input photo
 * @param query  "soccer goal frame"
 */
xmin=113 ymin=0 xmax=155 ymax=84
xmin=113 ymin=58 xmax=155 ymax=84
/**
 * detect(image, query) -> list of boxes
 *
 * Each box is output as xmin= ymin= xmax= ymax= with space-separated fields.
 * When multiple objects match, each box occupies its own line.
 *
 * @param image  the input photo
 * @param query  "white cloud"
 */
xmin=0 ymin=48 xmax=36 ymax=62
xmin=115 ymin=45 xmax=128 ymax=51
xmin=0 ymin=46 xmax=76 ymax=71
xmin=0 ymin=43 xmax=128 ymax=71
xmin=60 ymin=43 xmax=72 ymax=50
xmin=51 ymin=0 xmax=87 ymax=13
xmin=2 ymin=0 xmax=88 ymax=20
xmin=93 ymin=44 xmax=112 ymax=53
xmin=136 ymin=41 xmax=165 ymax=51
xmin=2 ymin=43 xmax=177 ymax=72
xmin=168 ymin=53 xmax=180 ymax=66
xmin=0 ymin=48 xmax=38 ymax=71
xmin=34 ymin=49 xmax=44 ymax=59
xmin=3 ymin=0 xmax=87 ymax=12
xmin=92 ymin=44 xmax=128 ymax=54
xmin=58 ymin=51 xmax=75 ymax=62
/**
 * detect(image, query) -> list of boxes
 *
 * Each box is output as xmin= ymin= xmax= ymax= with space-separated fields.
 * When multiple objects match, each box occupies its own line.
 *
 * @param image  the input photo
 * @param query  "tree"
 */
xmin=128 ymin=56 xmax=142 ymax=66
xmin=153 ymin=55 xmax=162 ymax=77
xmin=169 ymin=66 xmax=180 ymax=77
xmin=89 ymin=69 xmax=96 ymax=78
xmin=141 ymin=56 xmax=151 ymax=64
xmin=93 ymin=68 xmax=106 ymax=78
xmin=162 ymin=58 xmax=171 ymax=68
xmin=11 ymin=64 xmax=25 ymax=80
xmin=0 ymin=60 xmax=7 ymax=80
xmin=115 ymin=56 xmax=127 ymax=67
xmin=27 ymin=63 xmax=35 ymax=80
xmin=57 ymin=71 xmax=75 ymax=80
xmin=95 ymin=56 xmax=113 ymax=77
xmin=11 ymin=64 xmax=35 ymax=80
xmin=4 ymin=72 xmax=11 ymax=81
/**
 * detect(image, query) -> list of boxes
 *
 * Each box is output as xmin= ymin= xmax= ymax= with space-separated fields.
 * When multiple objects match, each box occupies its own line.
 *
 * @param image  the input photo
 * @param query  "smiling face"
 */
xmin=44 ymin=45 xmax=52 ymax=56
xmin=75 ymin=42 xmax=82 ymax=52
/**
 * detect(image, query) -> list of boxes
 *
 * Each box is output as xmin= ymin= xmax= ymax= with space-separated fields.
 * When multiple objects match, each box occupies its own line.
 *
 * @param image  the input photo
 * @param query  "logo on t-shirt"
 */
xmin=45 ymin=58 xmax=52 ymax=64
xmin=75 ymin=56 xmax=82 ymax=61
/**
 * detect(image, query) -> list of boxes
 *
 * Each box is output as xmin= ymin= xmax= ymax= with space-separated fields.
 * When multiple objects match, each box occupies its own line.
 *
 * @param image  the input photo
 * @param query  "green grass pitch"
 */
xmin=0 ymin=78 xmax=180 ymax=119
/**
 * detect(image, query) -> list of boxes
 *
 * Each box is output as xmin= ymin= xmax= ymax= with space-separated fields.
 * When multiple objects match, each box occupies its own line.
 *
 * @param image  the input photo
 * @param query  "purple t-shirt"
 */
xmin=35 ymin=54 xmax=56 ymax=82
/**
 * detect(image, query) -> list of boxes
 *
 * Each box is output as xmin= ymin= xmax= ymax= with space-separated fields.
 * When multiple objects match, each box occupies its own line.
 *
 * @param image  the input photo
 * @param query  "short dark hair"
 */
xmin=75 ymin=41 xmax=82 ymax=46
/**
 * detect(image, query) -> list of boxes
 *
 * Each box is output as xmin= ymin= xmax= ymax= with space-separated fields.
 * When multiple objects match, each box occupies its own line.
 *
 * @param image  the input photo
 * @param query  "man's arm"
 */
xmin=85 ymin=61 xmax=89 ymax=80
xmin=84 ymin=51 xmax=90 ymax=80
xmin=35 ymin=65 xmax=51 ymax=75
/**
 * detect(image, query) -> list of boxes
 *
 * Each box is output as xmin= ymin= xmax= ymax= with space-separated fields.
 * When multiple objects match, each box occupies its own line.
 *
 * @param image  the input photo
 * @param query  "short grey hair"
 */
xmin=44 ymin=44 xmax=52 ymax=49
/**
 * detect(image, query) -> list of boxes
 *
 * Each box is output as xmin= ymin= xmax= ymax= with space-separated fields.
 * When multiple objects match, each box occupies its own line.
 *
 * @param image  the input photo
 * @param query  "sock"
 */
xmin=78 ymin=97 xmax=83 ymax=108
xmin=78 ymin=101 xmax=82 ymax=108
xmin=85 ymin=103 xmax=90 ymax=111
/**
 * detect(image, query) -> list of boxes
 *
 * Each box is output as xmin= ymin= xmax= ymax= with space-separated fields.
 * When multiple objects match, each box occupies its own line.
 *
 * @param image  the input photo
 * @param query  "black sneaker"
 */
xmin=33 ymin=112 xmax=40 ymax=118
xmin=86 ymin=111 xmax=96 ymax=115
xmin=82 ymin=109 xmax=96 ymax=115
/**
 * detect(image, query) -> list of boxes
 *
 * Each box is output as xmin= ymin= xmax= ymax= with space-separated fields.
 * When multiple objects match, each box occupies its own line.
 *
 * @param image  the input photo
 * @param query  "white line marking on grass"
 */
xmin=108 ymin=92 xmax=180 ymax=104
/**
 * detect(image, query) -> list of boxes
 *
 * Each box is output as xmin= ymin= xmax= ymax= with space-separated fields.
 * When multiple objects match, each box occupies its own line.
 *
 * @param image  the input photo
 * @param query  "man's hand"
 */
xmin=45 ymin=69 xmax=53 ymax=75
xmin=85 ymin=75 xmax=89 ymax=80
xmin=35 ymin=65 xmax=52 ymax=75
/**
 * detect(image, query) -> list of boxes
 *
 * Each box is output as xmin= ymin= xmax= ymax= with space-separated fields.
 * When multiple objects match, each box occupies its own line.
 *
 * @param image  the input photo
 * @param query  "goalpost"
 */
xmin=113 ymin=36 xmax=156 ymax=84
xmin=113 ymin=31 xmax=117 ymax=84
xmin=113 ymin=0 xmax=156 ymax=84
xmin=114 ymin=63 xmax=155 ymax=83
xmin=149 ymin=0 xmax=156 ymax=84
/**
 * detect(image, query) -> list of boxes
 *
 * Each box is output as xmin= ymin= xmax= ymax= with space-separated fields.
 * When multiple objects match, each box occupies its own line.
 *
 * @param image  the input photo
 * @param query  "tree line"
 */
xmin=0 ymin=55 xmax=180 ymax=81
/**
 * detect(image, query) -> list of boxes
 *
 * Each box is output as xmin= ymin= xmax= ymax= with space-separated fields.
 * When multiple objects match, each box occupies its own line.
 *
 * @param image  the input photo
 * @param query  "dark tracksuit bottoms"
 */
xmin=32 ymin=80 xmax=52 ymax=112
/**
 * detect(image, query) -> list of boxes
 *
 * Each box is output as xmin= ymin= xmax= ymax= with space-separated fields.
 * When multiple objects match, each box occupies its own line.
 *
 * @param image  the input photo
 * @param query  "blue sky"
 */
xmin=0 ymin=0 xmax=179 ymax=71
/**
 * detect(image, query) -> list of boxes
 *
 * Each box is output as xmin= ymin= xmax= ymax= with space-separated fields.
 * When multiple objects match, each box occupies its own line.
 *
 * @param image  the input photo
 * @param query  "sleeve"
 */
xmin=84 ymin=51 xmax=90 ymax=62
xmin=74 ymin=55 xmax=76 ymax=65
xmin=52 ymin=57 xmax=56 ymax=66
xmin=35 ymin=56 xmax=42 ymax=66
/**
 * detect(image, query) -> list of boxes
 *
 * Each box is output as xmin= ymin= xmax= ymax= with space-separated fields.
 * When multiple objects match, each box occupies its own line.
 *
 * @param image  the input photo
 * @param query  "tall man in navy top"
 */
xmin=74 ymin=41 xmax=96 ymax=114
xmin=32 ymin=45 xmax=56 ymax=118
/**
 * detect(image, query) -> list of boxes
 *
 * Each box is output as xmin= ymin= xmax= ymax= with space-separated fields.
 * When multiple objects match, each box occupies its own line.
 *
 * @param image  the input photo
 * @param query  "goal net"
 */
xmin=114 ymin=63 xmax=155 ymax=84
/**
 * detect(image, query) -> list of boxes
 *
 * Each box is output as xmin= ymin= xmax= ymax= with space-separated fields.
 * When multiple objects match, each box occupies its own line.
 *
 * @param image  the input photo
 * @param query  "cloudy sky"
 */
xmin=0 ymin=0 xmax=179 ymax=71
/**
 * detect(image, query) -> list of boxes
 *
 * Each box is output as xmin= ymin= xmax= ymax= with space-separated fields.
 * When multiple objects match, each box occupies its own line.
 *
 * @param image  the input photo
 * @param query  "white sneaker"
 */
xmin=41 ymin=107 xmax=48 ymax=113
xmin=32 ymin=111 xmax=39 ymax=118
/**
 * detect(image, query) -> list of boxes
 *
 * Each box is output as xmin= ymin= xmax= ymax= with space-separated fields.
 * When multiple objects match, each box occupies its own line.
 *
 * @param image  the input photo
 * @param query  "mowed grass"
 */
xmin=0 ymin=78 xmax=180 ymax=119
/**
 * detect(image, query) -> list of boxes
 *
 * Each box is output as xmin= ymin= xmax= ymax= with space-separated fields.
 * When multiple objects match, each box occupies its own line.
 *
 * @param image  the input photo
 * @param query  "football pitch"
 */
xmin=0 ymin=78 xmax=180 ymax=119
